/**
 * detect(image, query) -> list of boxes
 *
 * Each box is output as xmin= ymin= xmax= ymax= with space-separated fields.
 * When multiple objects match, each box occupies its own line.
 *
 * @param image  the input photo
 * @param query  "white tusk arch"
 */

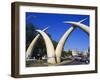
xmin=36 ymin=30 xmax=56 ymax=64
xmin=56 ymin=18 xmax=89 ymax=63
xmin=26 ymin=27 xmax=48 ymax=59
xmin=64 ymin=21 xmax=89 ymax=35
xmin=55 ymin=27 xmax=75 ymax=63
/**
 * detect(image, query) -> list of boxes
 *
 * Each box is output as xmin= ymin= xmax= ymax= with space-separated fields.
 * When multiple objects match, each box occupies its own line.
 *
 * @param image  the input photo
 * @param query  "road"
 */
xmin=63 ymin=59 xmax=87 ymax=65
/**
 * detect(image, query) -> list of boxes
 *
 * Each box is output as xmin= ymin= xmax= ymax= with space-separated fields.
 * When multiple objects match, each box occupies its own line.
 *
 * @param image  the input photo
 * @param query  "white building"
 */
xmin=71 ymin=50 xmax=79 ymax=56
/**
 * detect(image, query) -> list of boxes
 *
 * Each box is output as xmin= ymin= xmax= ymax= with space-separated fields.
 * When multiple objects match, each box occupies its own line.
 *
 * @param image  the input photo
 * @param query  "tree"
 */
xmin=26 ymin=24 xmax=37 ymax=50
xmin=66 ymin=50 xmax=72 ymax=57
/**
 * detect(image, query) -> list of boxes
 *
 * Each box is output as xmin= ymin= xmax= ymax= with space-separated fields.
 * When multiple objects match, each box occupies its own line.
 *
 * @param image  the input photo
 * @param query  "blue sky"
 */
xmin=26 ymin=12 xmax=90 ymax=51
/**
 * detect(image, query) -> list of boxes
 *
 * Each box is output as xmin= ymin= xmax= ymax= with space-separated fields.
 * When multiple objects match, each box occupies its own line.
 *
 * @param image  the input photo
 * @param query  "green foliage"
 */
xmin=61 ymin=50 xmax=72 ymax=57
xmin=26 ymin=24 xmax=37 ymax=50
xmin=52 ymin=40 xmax=58 ymax=49
xmin=66 ymin=50 xmax=72 ymax=56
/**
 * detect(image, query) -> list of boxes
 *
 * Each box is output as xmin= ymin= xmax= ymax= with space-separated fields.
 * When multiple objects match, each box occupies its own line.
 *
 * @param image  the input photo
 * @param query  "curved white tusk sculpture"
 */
xmin=64 ymin=21 xmax=89 ymax=35
xmin=26 ymin=27 xmax=48 ymax=59
xmin=56 ymin=18 xmax=89 ymax=63
xmin=55 ymin=27 xmax=75 ymax=63
xmin=36 ymin=30 xmax=56 ymax=64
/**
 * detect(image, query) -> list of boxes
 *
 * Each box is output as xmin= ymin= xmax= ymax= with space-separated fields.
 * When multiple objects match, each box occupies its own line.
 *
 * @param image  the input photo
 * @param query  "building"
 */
xmin=71 ymin=50 xmax=80 ymax=56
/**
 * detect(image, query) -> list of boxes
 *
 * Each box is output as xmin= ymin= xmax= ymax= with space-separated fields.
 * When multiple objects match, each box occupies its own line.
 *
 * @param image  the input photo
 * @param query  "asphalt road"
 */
xmin=26 ymin=59 xmax=88 ymax=67
xmin=63 ymin=59 xmax=87 ymax=65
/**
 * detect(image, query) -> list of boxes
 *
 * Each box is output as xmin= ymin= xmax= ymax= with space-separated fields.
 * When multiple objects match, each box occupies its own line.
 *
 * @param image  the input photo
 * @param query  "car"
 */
xmin=74 ymin=56 xmax=89 ymax=64
xmin=74 ymin=56 xmax=82 ymax=61
xmin=80 ymin=57 xmax=89 ymax=64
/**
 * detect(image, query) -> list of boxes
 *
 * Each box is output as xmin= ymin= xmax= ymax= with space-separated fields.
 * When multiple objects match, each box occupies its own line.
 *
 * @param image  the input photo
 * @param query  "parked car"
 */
xmin=74 ymin=56 xmax=89 ymax=64
xmin=80 ymin=57 xmax=89 ymax=64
